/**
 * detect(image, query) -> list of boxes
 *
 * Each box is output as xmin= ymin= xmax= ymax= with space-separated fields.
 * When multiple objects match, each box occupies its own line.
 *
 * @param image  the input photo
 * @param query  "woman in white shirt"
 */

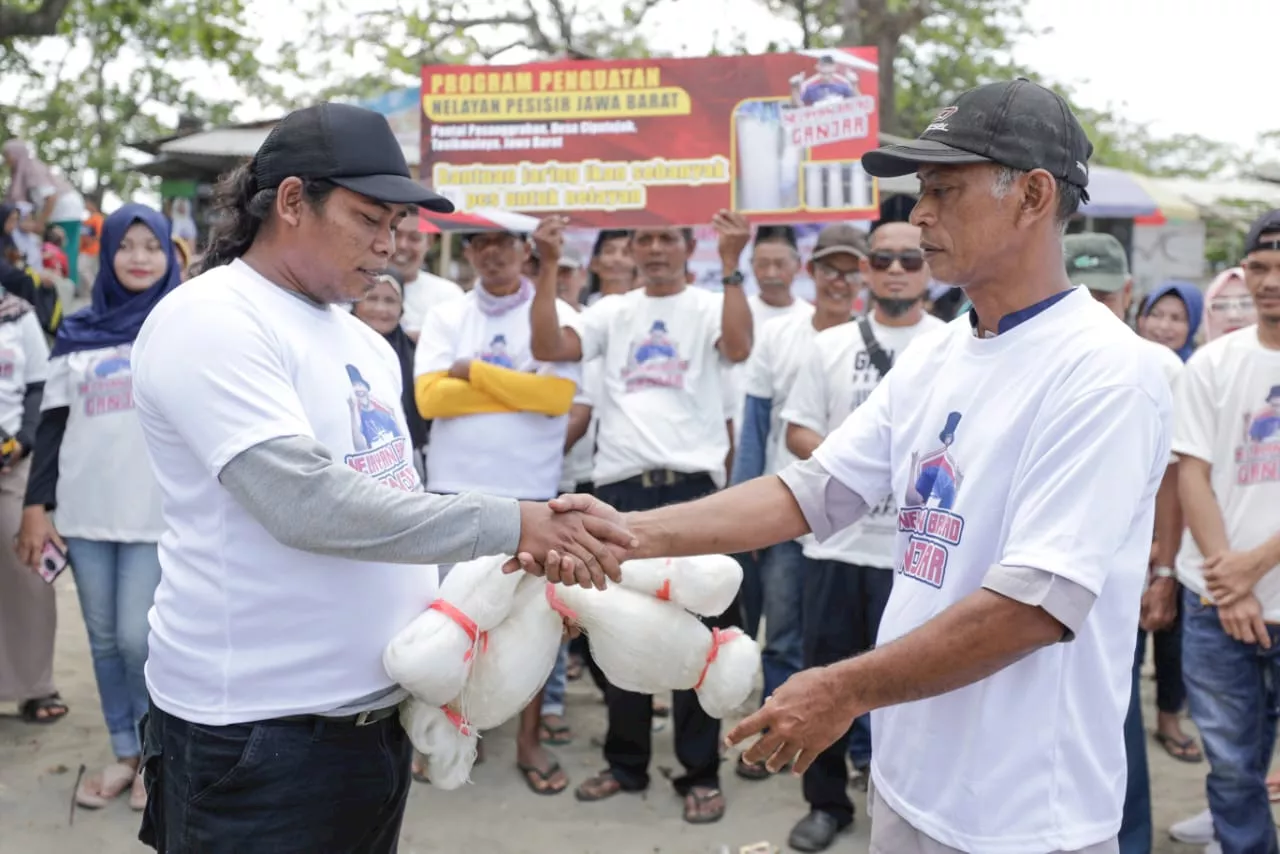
xmin=0 ymin=289 xmax=57 ymax=722
xmin=16 ymin=203 xmax=181 ymax=812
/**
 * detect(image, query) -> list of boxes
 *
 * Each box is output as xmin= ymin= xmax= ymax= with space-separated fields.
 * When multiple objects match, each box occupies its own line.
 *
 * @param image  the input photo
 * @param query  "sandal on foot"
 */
xmin=129 ymin=772 xmax=147 ymax=812
xmin=19 ymin=693 xmax=68 ymax=724
xmin=653 ymin=698 xmax=671 ymax=718
xmin=575 ymin=769 xmax=624 ymax=802
xmin=517 ymin=761 xmax=568 ymax=796
xmin=1154 ymin=732 xmax=1204 ymax=763
xmin=411 ymin=755 xmax=430 ymax=784
xmin=75 ymin=762 xmax=136 ymax=809
xmin=734 ymin=754 xmax=771 ymax=781
xmin=683 ymin=786 xmax=726 ymax=824
xmin=539 ymin=716 xmax=573 ymax=746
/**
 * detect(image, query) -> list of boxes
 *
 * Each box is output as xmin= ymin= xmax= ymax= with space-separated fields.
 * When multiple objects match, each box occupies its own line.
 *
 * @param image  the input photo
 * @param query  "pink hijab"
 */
xmin=1202 ymin=267 xmax=1257 ymax=342
xmin=3 ymin=139 xmax=73 ymax=206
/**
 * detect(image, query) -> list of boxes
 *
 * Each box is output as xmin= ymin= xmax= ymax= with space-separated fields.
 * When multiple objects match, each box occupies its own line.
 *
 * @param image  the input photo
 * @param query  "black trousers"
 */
xmin=800 ymin=559 xmax=893 ymax=827
xmin=591 ymin=472 xmax=736 ymax=793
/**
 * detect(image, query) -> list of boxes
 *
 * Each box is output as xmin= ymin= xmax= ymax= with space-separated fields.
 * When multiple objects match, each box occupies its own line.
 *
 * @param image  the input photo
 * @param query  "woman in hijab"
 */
xmin=15 ymin=203 xmax=181 ymax=812
xmin=351 ymin=271 xmax=428 ymax=453
xmin=1137 ymin=280 xmax=1204 ymax=362
xmin=0 ymin=275 xmax=60 ymax=724
xmin=2 ymin=140 xmax=86 ymax=285
xmin=1202 ymin=266 xmax=1257 ymax=342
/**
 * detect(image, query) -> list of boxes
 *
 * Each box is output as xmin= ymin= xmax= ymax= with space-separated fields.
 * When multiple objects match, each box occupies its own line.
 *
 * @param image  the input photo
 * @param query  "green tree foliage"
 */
xmin=275 ymin=0 xmax=670 ymax=107
xmin=1 ymin=0 xmax=270 ymax=198
xmin=758 ymin=0 xmax=1248 ymax=180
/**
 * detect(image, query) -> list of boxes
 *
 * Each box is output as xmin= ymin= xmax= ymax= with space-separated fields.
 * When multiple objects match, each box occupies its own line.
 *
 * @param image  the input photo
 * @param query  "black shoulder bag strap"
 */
xmin=857 ymin=316 xmax=893 ymax=379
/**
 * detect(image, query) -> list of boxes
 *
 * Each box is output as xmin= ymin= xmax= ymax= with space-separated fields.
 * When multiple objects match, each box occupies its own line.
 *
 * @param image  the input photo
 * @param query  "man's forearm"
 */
xmin=786 ymin=423 xmax=823 ymax=461
xmin=626 ymin=475 xmax=808 ymax=558
xmin=530 ymin=260 xmax=580 ymax=362
xmin=1152 ymin=463 xmax=1182 ymax=568
xmin=718 ymin=266 xmax=753 ymax=363
xmin=220 ymin=435 xmax=522 ymax=564
xmin=830 ymin=588 xmax=1064 ymax=715
xmin=1178 ymin=457 xmax=1230 ymax=558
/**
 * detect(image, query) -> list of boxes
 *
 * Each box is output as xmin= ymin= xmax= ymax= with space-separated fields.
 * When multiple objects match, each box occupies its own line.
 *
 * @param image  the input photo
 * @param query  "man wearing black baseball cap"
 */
xmin=128 ymin=103 xmax=633 ymax=852
xmin=539 ymin=79 xmax=1174 ymax=854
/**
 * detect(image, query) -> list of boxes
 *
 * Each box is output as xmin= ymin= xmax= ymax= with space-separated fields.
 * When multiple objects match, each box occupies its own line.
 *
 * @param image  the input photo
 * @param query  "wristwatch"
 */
xmin=1152 ymin=566 xmax=1176 ymax=580
xmin=722 ymin=270 xmax=744 ymax=288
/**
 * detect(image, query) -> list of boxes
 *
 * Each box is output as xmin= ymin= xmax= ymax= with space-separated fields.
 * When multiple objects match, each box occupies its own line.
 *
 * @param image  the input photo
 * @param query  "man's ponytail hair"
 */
xmin=196 ymin=160 xmax=336 ymax=275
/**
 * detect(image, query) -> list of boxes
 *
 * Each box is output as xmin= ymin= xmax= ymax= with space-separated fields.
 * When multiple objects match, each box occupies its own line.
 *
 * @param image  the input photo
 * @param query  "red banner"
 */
xmin=420 ymin=49 xmax=881 ymax=227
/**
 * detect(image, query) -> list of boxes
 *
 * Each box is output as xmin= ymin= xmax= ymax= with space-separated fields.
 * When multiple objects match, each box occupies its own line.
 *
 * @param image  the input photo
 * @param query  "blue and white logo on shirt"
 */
xmin=344 ymin=363 xmax=417 ymax=491
xmin=898 ymin=411 xmax=966 ymax=589
xmin=623 ymin=320 xmax=689 ymax=393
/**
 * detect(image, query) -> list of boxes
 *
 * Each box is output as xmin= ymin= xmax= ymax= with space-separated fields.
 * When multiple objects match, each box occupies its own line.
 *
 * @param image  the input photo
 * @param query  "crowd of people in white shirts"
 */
xmin=0 ymin=157 xmax=1278 ymax=853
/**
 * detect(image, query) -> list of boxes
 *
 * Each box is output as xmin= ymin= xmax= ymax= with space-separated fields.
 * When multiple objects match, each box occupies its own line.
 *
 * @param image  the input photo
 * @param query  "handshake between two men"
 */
xmin=506 ymin=493 xmax=641 ymax=590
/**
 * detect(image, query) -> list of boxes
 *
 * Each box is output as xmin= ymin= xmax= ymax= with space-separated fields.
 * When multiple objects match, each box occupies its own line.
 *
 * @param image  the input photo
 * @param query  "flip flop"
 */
xmin=75 ymin=762 xmax=136 ymax=809
xmin=19 ymin=693 xmax=68 ymax=724
xmin=575 ymin=769 xmax=624 ymax=802
xmin=735 ymin=754 xmax=771 ymax=781
xmin=1154 ymin=732 xmax=1204 ymax=763
xmin=517 ymin=761 xmax=568 ymax=796
xmin=683 ymin=786 xmax=726 ymax=825
xmin=539 ymin=717 xmax=573 ymax=746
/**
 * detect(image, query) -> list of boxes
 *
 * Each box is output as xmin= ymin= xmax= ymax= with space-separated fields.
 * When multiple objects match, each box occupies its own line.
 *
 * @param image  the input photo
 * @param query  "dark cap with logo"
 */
xmin=810 ymin=223 xmax=868 ymax=262
xmin=1063 ymin=233 xmax=1129 ymax=293
xmin=252 ymin=103 xmax=455 ymax=212
xmin=862 ymin=79 xmax=1093 ymax=203
xmin=1245 ymin=208 xmax=1280 ymax=256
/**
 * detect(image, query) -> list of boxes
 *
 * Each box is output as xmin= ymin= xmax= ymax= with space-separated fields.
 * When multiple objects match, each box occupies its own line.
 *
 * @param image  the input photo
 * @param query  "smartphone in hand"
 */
xmin=36 ymin=539 xmax=69 ymax=584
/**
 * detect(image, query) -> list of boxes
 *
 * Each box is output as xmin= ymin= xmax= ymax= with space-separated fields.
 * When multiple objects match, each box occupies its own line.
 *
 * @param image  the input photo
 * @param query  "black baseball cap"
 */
xmin=862 ymin=79 xmax=1093 ymax=202
xmin=252 ymin=103 xmax=455 ymax=212
xmin=1244 ymin=209 xmax=1280 ymax=256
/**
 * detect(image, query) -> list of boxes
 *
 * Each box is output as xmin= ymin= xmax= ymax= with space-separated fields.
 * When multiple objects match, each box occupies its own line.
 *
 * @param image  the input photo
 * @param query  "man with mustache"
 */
xmin=1174 ymin=208 xmax=1280 ymax=854
xmin=535 ymin=80 xmax=1174 ymax=853
xmin=778 ymin=220 xmax=942 ymax=850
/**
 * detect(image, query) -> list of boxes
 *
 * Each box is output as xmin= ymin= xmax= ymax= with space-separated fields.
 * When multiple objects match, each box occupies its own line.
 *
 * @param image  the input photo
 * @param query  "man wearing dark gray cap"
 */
xmin=129 ymin=103 xmax=632 ymax=852
xmin=543 ymin=79 xmax=1174 ymax=853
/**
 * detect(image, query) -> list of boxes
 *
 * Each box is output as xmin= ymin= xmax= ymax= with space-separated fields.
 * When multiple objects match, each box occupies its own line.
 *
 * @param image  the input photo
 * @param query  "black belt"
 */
xmin=272 ymin=704 xmax=400 ymax=728
xmin=625 ymin=469 xmax=707 ymax=488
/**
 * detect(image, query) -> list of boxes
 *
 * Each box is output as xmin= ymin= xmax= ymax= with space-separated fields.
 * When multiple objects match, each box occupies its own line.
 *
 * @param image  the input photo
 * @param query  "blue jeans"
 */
xmin=1119 ymin=632 xmax=1152 ymax=854
xmin=1183 ymin=588 xmax=1280 ymax=854
xmin=65 ymin=538 xmax=161 ymax=759
xmin=542 ymin=641 xmax=569 ymax=718
xmin=759 ymin=539 xmax=807 ymax=702
xmin=138 ymin=701 xmax=411 ymax=853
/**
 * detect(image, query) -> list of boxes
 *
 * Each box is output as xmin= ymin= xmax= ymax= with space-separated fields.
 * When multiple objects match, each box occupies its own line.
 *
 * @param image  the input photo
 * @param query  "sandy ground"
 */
xmin=0 ymin=575 xmax=1251 ymax=854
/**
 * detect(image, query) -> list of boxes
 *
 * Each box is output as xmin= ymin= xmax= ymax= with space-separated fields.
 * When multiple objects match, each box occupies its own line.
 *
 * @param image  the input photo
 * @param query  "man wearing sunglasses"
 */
xmin=777 ymin=220 xmax=943 ymax=851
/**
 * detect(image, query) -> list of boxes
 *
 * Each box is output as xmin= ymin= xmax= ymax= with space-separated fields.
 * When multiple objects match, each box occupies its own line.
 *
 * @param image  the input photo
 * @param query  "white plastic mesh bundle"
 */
xmin=399 ymin=698 xmax=478 ymax=791
xmin=552 ymin=583 xmax=760 ymax=717
xmin=617 ymin=555 xmax=744 ymax=617
xmin=460 ymin=575 xmax=564 ymax=730
xmin=382 ymin=555 xmax=522 ymax=704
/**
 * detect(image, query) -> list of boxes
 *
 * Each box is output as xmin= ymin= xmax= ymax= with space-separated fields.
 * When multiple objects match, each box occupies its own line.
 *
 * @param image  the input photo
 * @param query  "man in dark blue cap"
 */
xmin=543 ymin=79 xmax=1175 ymax=853
xmin=129 ymin=102 xmax=632 ymax=853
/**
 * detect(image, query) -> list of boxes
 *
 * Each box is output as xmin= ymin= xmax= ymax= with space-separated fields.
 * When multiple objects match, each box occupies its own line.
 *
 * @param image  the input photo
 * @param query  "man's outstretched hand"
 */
xmin=506 ymin=499 xmax=636 ymax=589
xmin=509 ymin=493 xmax=639 ymax=583
xmin=724 ymin=666 xmax=860 ymax=776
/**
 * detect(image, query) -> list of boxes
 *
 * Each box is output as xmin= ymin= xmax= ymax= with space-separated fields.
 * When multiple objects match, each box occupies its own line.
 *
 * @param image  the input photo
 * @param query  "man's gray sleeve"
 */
xmin=776 ymin=456 xmax=869 ymax=541
xmin=218 ymin=435 xmax=522 ymax=564
xmin=982 ymin=565 xmax=1097 ymax=643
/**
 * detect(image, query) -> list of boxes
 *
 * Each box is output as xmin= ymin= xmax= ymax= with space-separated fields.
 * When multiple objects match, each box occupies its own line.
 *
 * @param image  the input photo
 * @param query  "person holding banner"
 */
xmin=527 ymin=211 xmax=753 ymax=824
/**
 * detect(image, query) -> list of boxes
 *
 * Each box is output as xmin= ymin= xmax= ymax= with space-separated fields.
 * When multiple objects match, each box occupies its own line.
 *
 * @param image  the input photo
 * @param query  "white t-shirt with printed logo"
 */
xmin=415 ymin=291 xmax=581 ymax=501
xmin=784 ymin=313 xmax=945 ymax=567
xmin=560 ymin=357 xmax=604 ymax=492
xmin=43 ymin=341 xmax=165 ymax=542
xmin=0 ymin=313 xmax=49 ymax=434
xmin=132 ymin=259 xmax=437 ymax=725
xmin=808 ymin=288 xmax=1171 ymax=853
xmin=729 ymin=294 xmax=813 ymax=442
xmin=1173 ymin=326 xmax=1280 ymax=616
xmin=580 ymin=288 xmax=731 ymax=487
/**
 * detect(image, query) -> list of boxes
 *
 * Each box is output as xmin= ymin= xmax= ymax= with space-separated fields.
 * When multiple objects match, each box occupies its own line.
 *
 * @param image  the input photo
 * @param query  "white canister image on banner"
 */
xmin=734 ymin=100 xmax=796 ymax=212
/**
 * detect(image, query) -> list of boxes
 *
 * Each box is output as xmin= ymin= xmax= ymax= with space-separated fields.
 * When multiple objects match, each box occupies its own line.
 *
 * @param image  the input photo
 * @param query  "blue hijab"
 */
xmin=1140 ymin=280 xmax=1204 ymax=362
xmin=50 ymin=203 xmax=182 ymax=358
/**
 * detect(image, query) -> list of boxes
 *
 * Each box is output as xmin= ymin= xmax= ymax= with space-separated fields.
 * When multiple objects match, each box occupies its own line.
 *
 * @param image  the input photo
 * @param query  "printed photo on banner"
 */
xmin=419 ymin=48 xmax=880 ymax=227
